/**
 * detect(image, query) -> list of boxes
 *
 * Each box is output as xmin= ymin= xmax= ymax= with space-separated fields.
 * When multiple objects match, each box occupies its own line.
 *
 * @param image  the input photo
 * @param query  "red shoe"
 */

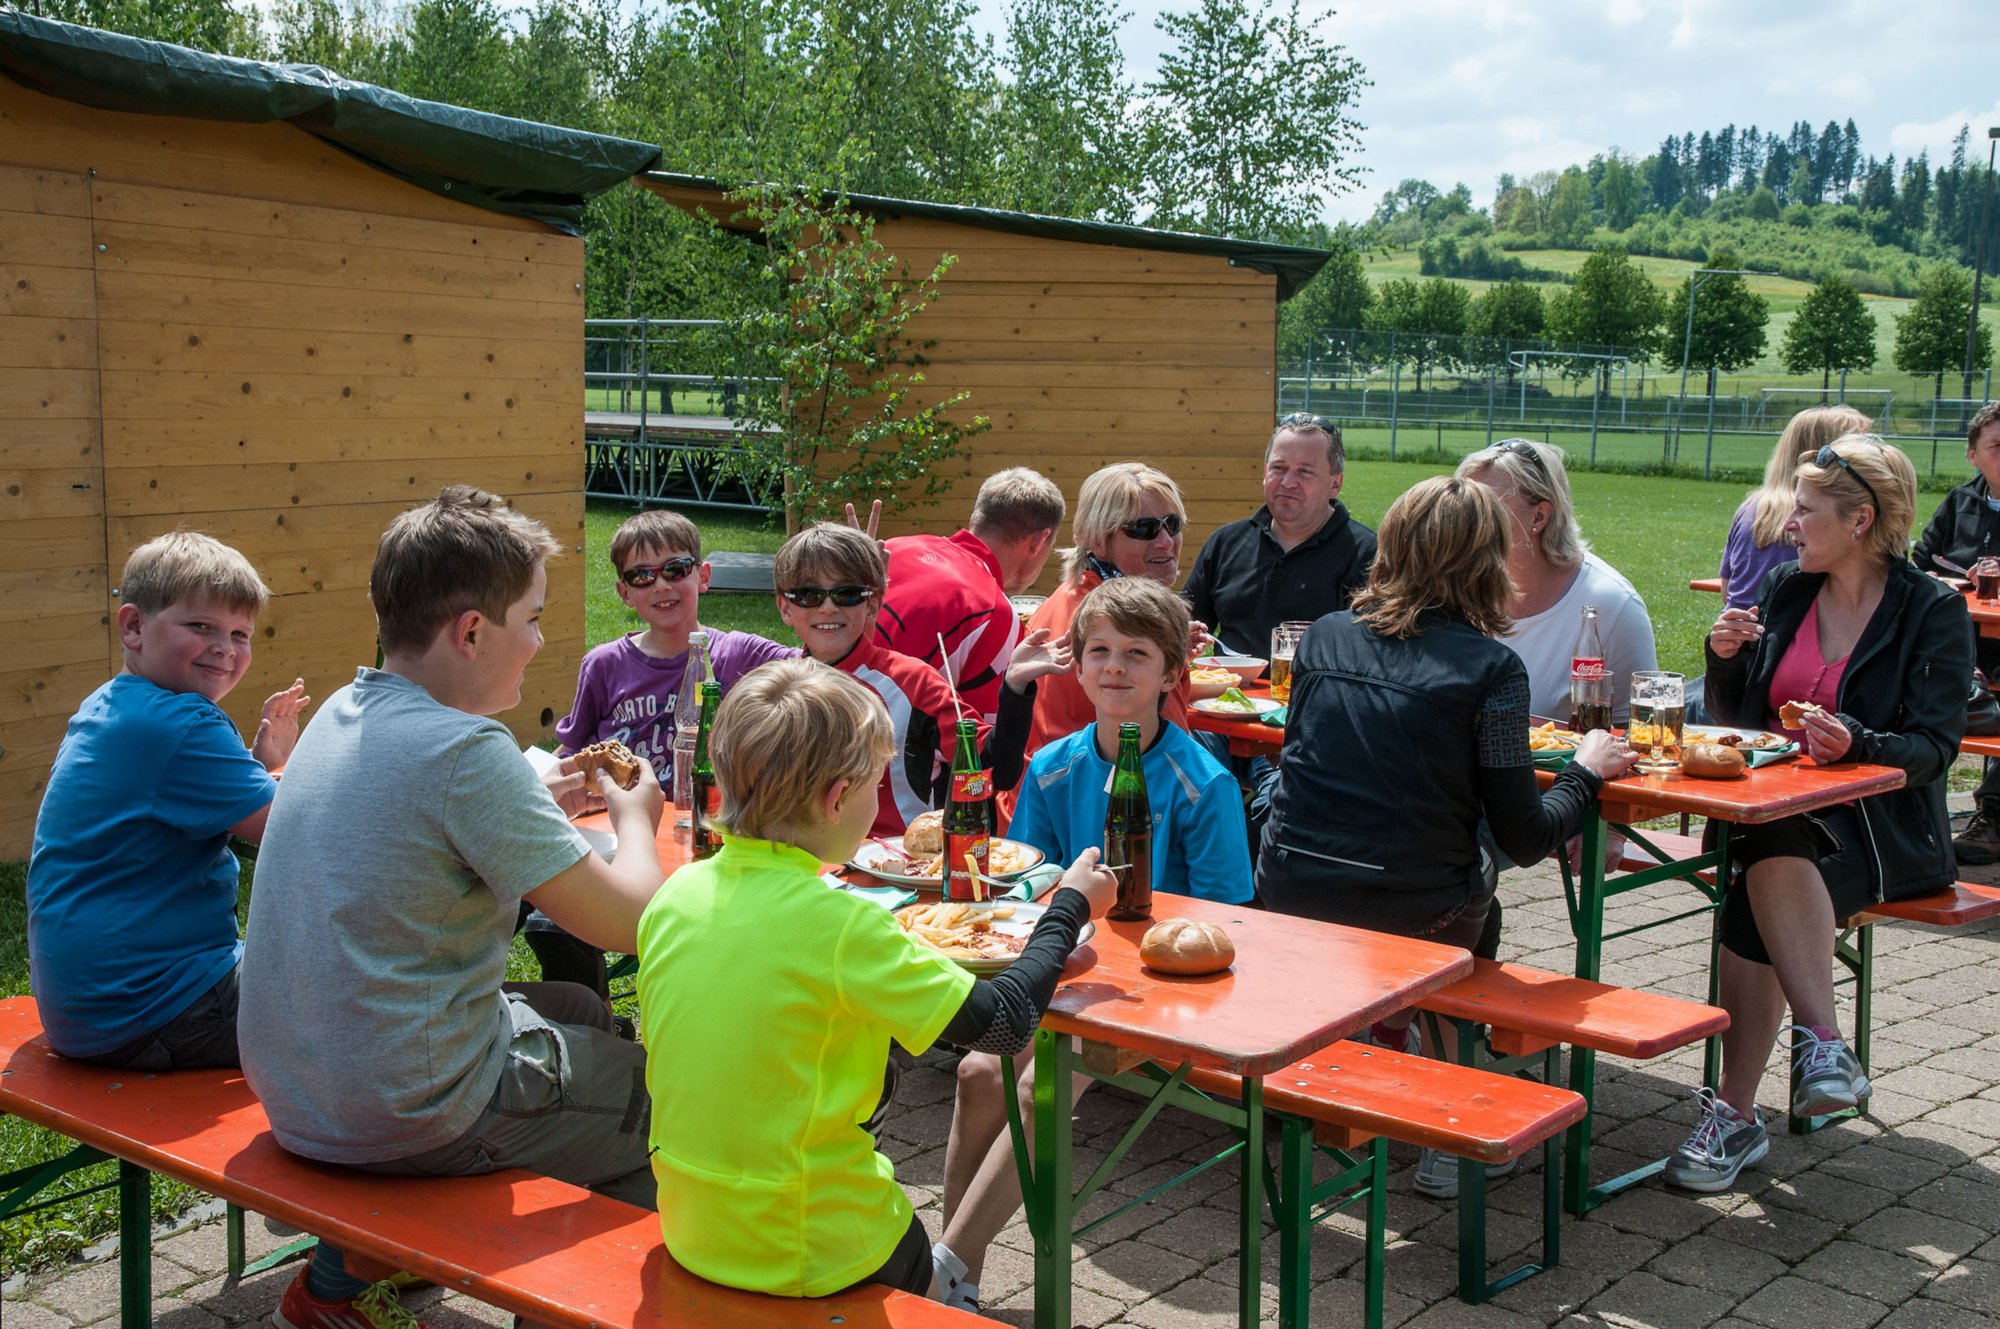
xmin=274 ymin=1270 xmax=433 ymax=1329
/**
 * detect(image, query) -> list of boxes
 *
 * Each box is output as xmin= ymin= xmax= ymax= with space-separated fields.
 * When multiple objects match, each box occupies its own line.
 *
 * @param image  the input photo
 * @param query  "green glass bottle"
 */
xmin=690 ymin=681 xmax=723 ymax=860
xmin=1104 ymin=722 xmax=1153 ymax=921
xmin=942 ymin=719 xmax=992 ymax=901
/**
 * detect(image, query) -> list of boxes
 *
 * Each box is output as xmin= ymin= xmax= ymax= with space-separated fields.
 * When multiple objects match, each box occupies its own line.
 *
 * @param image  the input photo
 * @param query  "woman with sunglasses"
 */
xmin=1457 ymin=438 xmax=1657 ymax=724
xmin=1718 ymin=405 xmax=1872 ymax=608
xmin=1675 ymin=435 xmax=1971 ymax=1193
xmin=1020 ymin=463 xmax=1195 ymax=757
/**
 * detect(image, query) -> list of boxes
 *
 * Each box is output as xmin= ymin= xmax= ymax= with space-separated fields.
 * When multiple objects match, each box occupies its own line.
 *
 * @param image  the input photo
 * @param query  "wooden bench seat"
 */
xmin=0 ymin=997 xmax=982 ymax=1329
xmin=1178 ymin=1040 xmax=1584 ymax=1325
xmin=1960 ymin=734 xmax=2000 ymax=762
xmin=1419 ymin=958 xmax=1729 ymax=1061
xmin=1856 ymin=880 xmax=2000 ymax=925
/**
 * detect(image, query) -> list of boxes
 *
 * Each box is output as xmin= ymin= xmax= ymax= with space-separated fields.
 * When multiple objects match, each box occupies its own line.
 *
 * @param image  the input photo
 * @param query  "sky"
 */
xmin=971 ymin=0 xmax=2000 ymax=225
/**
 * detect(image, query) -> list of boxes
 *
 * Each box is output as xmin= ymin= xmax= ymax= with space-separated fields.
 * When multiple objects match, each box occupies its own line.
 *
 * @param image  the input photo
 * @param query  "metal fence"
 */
xmin=1282 ymin=328 xmax=1997 ymax=479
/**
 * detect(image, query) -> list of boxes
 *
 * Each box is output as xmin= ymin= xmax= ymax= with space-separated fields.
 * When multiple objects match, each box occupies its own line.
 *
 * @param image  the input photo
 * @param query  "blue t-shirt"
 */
xmin=27 ymin=675 xmax=274 ymax=1056
xmin=1008 ymin=723 xmax=1254 ymax=903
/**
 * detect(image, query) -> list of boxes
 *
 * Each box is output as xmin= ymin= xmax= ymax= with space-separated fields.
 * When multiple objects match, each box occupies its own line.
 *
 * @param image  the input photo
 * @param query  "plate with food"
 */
xmin=849 ymin=811 xmax=1045 ymax=886
xmin=1188 ymin=663 xmax=1241 ymax=700
xmin=895 ymin=899 xmax=1094 ymax=974
xmin=1683 ymin=724 xmax=1800 ymax=767
xmin=1528 ymin=720 xmax=1581 ymax=768
xmin=1191 ymin=689 xmax=1282 ymax=718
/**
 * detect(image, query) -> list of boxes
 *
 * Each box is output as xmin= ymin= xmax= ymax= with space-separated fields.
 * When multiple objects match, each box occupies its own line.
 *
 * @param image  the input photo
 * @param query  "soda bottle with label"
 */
xmin=942 ymin=719 xmax=992 ymax=902
xmin=671 ymin=630 xmax=712 ymax=826
xmin=690 ymin=681 xmax=724 ymax=859
xmin=1104 ymin=722 xmax=1153 ymax=921
xmin=1569 ymin=605 xmax=1611 ymax=733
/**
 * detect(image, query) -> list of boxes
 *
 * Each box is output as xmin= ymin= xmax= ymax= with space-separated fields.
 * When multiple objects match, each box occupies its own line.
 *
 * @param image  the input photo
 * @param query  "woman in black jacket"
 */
xmin=1257 ymin=476 xmax=1637 ymax=1196
xmin=1676 ymin=434 xmax=1973 ymax=1195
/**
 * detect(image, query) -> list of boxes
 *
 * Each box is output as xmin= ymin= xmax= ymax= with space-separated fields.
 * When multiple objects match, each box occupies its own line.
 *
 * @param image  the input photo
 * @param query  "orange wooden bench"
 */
xmin=0 ymin=998 xmax=984 ymax=1329
xmin=1177 ymin=1039 xmax=1584 ymax=1326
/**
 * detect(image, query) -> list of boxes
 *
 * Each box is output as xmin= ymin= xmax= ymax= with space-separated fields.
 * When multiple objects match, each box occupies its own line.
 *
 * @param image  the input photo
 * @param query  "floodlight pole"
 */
xmin=1962 ymin=127 xmax=2000 ymax=404
xmin=1675 ymin=267 xmax=1775 ymax=461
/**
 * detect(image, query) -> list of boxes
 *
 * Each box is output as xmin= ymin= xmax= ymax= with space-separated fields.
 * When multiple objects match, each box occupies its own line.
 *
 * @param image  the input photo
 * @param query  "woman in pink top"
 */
xmin=1672 ymin=435 xmax=1972 ymax=1195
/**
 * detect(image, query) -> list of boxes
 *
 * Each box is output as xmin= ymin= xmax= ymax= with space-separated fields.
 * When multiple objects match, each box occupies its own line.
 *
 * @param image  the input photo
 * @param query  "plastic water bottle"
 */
xmin=671 ymin=630 xmax=711 ymax=826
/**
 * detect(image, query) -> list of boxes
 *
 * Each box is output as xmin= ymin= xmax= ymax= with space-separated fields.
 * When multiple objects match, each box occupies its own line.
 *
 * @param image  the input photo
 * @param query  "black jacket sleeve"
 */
xmin=1838 ymin=591 xmax=1972 ymax=786
xmin=982 ymin=679 xmax=1036 ymax=793
xmin=1477 ymin=762 xmax=1605 ymax=866
xmin=938 ymin=887 xmax=1090 ymax=1055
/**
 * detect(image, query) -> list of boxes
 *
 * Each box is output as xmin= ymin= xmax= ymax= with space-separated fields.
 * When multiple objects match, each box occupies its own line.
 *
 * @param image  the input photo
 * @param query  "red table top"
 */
xmin=1540 ymin=754 xmax=1904 ymax=825
xmin=1186 ymin=681 xmax=1284 ymax=756
xmin=1689 ymin=577 xmax=1722 ymax=594
xmin=1961 ymin=586 xmax=2000 ymax=638
xmin=1040 ymin=892 xmax=1473 ymax=1078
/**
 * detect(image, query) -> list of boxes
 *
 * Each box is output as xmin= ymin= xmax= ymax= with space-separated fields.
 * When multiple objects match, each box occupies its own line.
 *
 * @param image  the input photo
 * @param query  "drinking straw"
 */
xmin=937 ymin=633 xmax=970 ymax=726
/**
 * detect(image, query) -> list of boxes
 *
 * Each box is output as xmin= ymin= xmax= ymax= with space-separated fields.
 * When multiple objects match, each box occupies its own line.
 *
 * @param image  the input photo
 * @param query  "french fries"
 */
xmin=1528 ymin=721 xmax=1579 ymax=752
xmin=897 ymin=901 xmax=1027 ymax=961
xmin=901 ymin=840 xmax=1034 ymax=879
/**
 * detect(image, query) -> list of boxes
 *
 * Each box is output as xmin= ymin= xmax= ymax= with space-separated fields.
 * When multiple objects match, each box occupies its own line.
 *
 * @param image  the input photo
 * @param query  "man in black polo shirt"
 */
xmin=1183 ymin=412 xmax=1376 ymax=659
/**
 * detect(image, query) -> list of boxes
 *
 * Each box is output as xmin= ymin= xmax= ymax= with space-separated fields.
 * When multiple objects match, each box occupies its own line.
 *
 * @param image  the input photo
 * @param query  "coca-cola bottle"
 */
xmin=1569 ymin=605 xmax=1611 ymax=733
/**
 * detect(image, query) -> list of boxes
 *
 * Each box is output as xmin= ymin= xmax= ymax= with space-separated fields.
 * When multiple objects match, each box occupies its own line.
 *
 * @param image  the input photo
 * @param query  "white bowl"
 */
xmin=1205 ymin=655 xmax=1266 ymax=686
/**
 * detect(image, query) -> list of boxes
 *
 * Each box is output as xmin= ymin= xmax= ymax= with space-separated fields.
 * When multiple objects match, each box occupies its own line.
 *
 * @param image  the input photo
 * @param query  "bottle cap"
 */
xmin=689 ymin=630 xmax=709 ymax=644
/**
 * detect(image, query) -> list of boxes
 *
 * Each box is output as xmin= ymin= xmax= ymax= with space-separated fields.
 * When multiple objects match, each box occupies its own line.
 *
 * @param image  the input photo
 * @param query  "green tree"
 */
xmin=1469 ymin=281 xmax=1546 ymax=385
xmin=265 ymin=0 xmax=398 ymax=81
xmin=1779 ymin=275 xmax=1878 ymax=391
xmin=1544 ymin=246 xmax=1664 ymax=351
xmin=1278 ymin=238 xmax=1372 ymax=362
xmin=1137 ymin=0 xmax=1367 ymax=237
xmin=990 ymin=0 xmax=1135 ymax=220
xmin=1544 ymin=166 xmax=1593 ymax=246
xmin=23 ymin=0 xmax=261 ymax=54
xmin=1656 ymin=248 xmax=1768 ymax=380
xmin=381 ymin=0 xmax=512 ymax=113
xmin=1894 ymin=263 xmax=1993 ymax=398
xmin=1599 ymin=151 xmax=1641 ymax=231
xmin=1366 ymin=276 xmax=1469 ymax=390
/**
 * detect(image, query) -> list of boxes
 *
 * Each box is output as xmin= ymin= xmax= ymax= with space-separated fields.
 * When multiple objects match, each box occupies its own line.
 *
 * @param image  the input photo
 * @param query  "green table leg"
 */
xmin=1238 ymin=1076 xmax=1264 ymax=1329
xmin=1563 ymin=811 xmax=1607 ymax=1217
xmin=119 ymin=1160 xmax=151 ymax=1329
xmin=1028 ymin=1030 xmax=1076 ymax=1329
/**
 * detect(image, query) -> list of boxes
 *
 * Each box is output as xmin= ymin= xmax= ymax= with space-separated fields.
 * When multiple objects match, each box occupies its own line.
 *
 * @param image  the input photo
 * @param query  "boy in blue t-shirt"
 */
xmin=27 ymin=531 xmax=308 ymax=1068
xmin=932 ymin=576 xmax=1252 ymax=1309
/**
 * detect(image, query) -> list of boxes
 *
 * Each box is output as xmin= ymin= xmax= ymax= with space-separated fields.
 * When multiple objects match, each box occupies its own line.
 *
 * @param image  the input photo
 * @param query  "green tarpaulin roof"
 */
xmin=644 ymin=172 xmax=1333 ymax=301
xmin=0 ymin=11 xmax=661 ymax=234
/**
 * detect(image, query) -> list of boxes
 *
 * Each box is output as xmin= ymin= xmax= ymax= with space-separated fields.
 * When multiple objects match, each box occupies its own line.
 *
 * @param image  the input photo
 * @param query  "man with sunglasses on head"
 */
xmin=874 ymin=468 xmax=1067 ymax=726
xmin=1183 ymin=414 xmax=1376 ymax=662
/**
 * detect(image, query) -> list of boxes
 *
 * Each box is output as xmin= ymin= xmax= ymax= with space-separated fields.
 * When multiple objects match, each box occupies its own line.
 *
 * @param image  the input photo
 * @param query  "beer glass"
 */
xmin=1976 ymin=558 xmax=2000 ymax=603
xmin=1270 ymin=621 xmax=1310 ymax=704
xmin=1629 ymin=671 xmax=1685 ymax=774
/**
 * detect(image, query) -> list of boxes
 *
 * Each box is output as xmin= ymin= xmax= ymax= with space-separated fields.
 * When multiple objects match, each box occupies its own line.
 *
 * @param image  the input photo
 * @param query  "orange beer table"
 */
xmin=1006 ymin=892 xmax=1472 ymax=1329
xmin=1961 ymin=585 xmax=2000 ymax=638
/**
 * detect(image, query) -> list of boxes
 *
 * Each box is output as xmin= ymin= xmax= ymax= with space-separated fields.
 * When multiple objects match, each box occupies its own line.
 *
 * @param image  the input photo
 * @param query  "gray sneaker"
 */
xmin=1787 ymin=1025 xmax=1870 ymax=1118
xmin=1413 ymin=1146 xmax=1518 ymax=1199
xmin=1662 ymin=1088 xmax=1768 ymax=1193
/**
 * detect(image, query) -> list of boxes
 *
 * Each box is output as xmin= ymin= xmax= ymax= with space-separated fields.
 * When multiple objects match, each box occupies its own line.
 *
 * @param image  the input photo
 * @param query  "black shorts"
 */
xmin=1707 ymin=806 xmax=1873 ymax=965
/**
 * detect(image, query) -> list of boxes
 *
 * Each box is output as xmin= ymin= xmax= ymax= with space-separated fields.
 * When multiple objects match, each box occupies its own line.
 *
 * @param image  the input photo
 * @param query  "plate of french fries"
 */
xmin=894 ymin=899 xmax=1095 ymax=973
xmin=850 ymin=837 xmax=1044 ymax=888
xmin=1529 ymin=721 xmax=1580 ymax=768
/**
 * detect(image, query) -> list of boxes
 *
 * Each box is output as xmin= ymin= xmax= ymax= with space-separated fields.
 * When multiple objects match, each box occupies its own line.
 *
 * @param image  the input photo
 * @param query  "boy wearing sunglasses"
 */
xmin=557 ymin=510 xmax=795 ymax=786
xmin=774 ymin=524 xmax=1068 ymax=837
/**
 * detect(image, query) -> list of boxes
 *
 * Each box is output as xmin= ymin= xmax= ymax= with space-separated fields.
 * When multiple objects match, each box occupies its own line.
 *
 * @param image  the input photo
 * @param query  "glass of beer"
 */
xmin=1629 ymin=671 xmax=1685 ymax=774
xmin=1976 ymin=558 xmax=2000 ymax=602
xmin=1270 ymin=621 xmax=1310 ymax=704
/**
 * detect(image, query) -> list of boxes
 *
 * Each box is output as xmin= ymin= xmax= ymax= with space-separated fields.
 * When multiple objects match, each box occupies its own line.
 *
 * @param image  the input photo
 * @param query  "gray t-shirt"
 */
xmin=239 ymin=668 xmax=590 ymax=1164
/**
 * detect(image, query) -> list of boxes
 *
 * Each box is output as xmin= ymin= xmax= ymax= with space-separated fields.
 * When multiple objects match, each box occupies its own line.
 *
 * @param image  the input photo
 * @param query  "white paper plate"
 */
xmin=849 ymin=836 xmax=1046 ymax=887
xmin=1190 ymin=696 xmax=1283 ymax=718
xmin=895 ymin=899 xmax=1096 ymax=974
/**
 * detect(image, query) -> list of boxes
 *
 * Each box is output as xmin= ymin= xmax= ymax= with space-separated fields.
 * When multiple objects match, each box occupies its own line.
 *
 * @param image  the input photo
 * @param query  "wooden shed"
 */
xmin=635 ymin=174 xmax=1330 ymax=563
xmin=0 ymin=15 xmax=659 ymax=858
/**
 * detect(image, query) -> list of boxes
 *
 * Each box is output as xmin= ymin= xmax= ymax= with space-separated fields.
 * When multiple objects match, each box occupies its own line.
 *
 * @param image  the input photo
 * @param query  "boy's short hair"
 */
xmin=712 ymin=659 xmax=893 ymax=841
xmin=610 ymin=509 xmax=702 ymax=569
xmin=371 ymin=485 xmax=562 ymax=656
xmin=1969 ymin=401 xmax=2000 ymax=446
xmin=970 ymin=468 xmax=1066 ymax=543
xmin=772 ymin=523 xmax=887 ymax=593
xmin=120 ymin=531 xmax=270 ymax=616
xmin=1072 ymin=577 xmax=1191 ymax=676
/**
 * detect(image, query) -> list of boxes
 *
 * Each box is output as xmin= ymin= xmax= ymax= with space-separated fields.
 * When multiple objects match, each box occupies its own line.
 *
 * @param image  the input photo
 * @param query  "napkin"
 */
xmin=825 ymin=872 xmax=918 ymax=909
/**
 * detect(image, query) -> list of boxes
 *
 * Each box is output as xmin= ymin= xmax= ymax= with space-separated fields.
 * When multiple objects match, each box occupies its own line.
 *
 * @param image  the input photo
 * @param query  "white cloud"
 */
xmin=1889 ymin=106 xmax=2000 ymax=163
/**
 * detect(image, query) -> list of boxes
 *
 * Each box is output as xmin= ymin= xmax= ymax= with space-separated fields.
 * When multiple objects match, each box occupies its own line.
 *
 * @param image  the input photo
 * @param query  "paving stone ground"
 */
xmin=10 ymin=804 xmax=2000 ymax=1329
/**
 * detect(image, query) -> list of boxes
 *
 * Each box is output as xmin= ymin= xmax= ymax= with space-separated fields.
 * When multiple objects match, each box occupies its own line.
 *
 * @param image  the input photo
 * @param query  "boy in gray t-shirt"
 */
xmin=239 ymin=486 xmax=667 ymax=1329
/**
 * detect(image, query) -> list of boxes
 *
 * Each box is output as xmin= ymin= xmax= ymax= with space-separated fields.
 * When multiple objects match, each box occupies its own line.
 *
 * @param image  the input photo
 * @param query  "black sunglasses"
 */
xmin=1118 ymin=513 xmax=1184 ymax=541
xmin=619 ymin=556 xmax=699 ymax=589
xmin=1815 ymin=444 xmax=1880 ymax=511
xmin=1278 ymin=412 xmax=1334 ymax=432
xmin=1491 ymin=437 xmax=1551 ymax=475
xmin=781 ymin=585 xmax=874 ymax=609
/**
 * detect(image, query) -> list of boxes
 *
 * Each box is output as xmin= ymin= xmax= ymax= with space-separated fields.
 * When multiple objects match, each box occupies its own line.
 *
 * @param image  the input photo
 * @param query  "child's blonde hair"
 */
xmin=371 ymin=485 xmax=561 ymax=656
xmin=1072 ymin=577 xmax=1191 ymax=678
xmin=120 ymin=531 xmax=270 ymax=616
xmin=610 ymin=510 xmax=702 ymax=568
xmin=711 ymin=659 xmax=893 ymax=841
xmin=772 ymin=523 xmax=887 ymax=593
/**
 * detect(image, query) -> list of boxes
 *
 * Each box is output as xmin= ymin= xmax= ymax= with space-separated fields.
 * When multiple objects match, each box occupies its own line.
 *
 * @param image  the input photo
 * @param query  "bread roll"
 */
xmin=1778 ymin=700 xmax=1821 ymax=729
xmin=574 ymin=740 xmax=642 ymax=790
xmin=904 ymin=810 xmax=945 ymax=856
xmin=1682 ymin=742 xmax=1747 ymax=779
xmin=1139 ymin=919 xmax=1236 ymax=976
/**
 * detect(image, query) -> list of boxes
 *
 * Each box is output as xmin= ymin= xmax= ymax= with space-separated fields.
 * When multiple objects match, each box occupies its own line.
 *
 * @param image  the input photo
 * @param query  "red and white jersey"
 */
xmin=833 ymin=636 xmax=992 ymax=837
xmin=876 ymin=530 xmax=1021 ymax=725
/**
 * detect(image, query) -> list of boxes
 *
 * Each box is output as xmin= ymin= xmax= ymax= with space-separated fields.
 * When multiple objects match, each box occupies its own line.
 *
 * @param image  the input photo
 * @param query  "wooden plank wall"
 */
xmin=0 ymin=77 xmax=586 ymax=859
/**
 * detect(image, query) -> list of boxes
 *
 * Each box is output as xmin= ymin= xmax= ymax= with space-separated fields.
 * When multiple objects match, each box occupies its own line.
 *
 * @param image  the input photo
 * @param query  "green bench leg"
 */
xmin=224 ymin=1201 xmax=317 ymax=1279
xmin=1272 ymin=1120 xmax=1386 ymax=1329
xmin=118 ymin=1161 xmax=150 ymax=1329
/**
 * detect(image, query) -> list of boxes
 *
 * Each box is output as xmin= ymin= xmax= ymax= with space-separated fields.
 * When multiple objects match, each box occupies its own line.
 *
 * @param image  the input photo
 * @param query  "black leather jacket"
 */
xmin=1705 ymin=561 xmax=1973 ymax=901
xmin=1912 ymin=476 xmax=2000 ymax=576
xmin=1258 ymin=610 xmax=1601 ymax=929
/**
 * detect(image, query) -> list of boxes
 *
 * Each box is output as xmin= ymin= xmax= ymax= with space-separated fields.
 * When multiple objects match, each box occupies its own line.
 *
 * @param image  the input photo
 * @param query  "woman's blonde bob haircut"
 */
xmin=1795 ymin=433 xmax=1917 ymax=569
xmin=710 ymin=659 xmax=893 ymax=843
xmin=1350 ymin=476 xmax=1515 ymax=640
xmin=1454 ymin=438 xmax=1587 ymax=571
xmin=1061 ymin=462 xmax=1186 ymax=584
xmin=1748 ymin=405 xmax=1873 ymax=547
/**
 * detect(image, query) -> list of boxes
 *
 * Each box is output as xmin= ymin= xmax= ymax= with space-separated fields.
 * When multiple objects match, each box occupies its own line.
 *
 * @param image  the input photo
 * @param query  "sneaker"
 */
xmin=1787 ymin=1025 xmax=1870 ymax=1118
xmin=1412 ymin=1146 xmax=1518 ymax=1199
xmin=1954 ymin=810 xmax=2000 ymax=865
xmin=1662 ymin=1088 xmax=1769 ymax=1193
xmin=275 ymin=1272 xmax=433 ymax=1329
xmin=929 ymin=1242 xmax=980 ymax=1311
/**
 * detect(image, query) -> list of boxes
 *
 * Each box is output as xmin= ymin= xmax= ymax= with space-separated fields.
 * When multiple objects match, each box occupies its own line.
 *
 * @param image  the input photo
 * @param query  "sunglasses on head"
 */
xmin=1118 ymin=513 xmax=1184 ymax=541
xmin=781 ymin=585 xmax=874 ymax=609
xmin=1278 ymin=412 xmax=1334 ymax=432
xmin=1815 ymin=444 xmax=1881 ymax=511
xmin=618 ymin=556 xmax=699 ymax=589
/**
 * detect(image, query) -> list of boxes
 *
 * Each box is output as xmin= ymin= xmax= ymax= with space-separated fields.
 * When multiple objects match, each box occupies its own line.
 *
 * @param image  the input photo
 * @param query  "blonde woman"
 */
xmin=1719 ymin=405 xmax=1872 ymax=607
xmin=1677 ymin=435 xmax=1971 ymax=1193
